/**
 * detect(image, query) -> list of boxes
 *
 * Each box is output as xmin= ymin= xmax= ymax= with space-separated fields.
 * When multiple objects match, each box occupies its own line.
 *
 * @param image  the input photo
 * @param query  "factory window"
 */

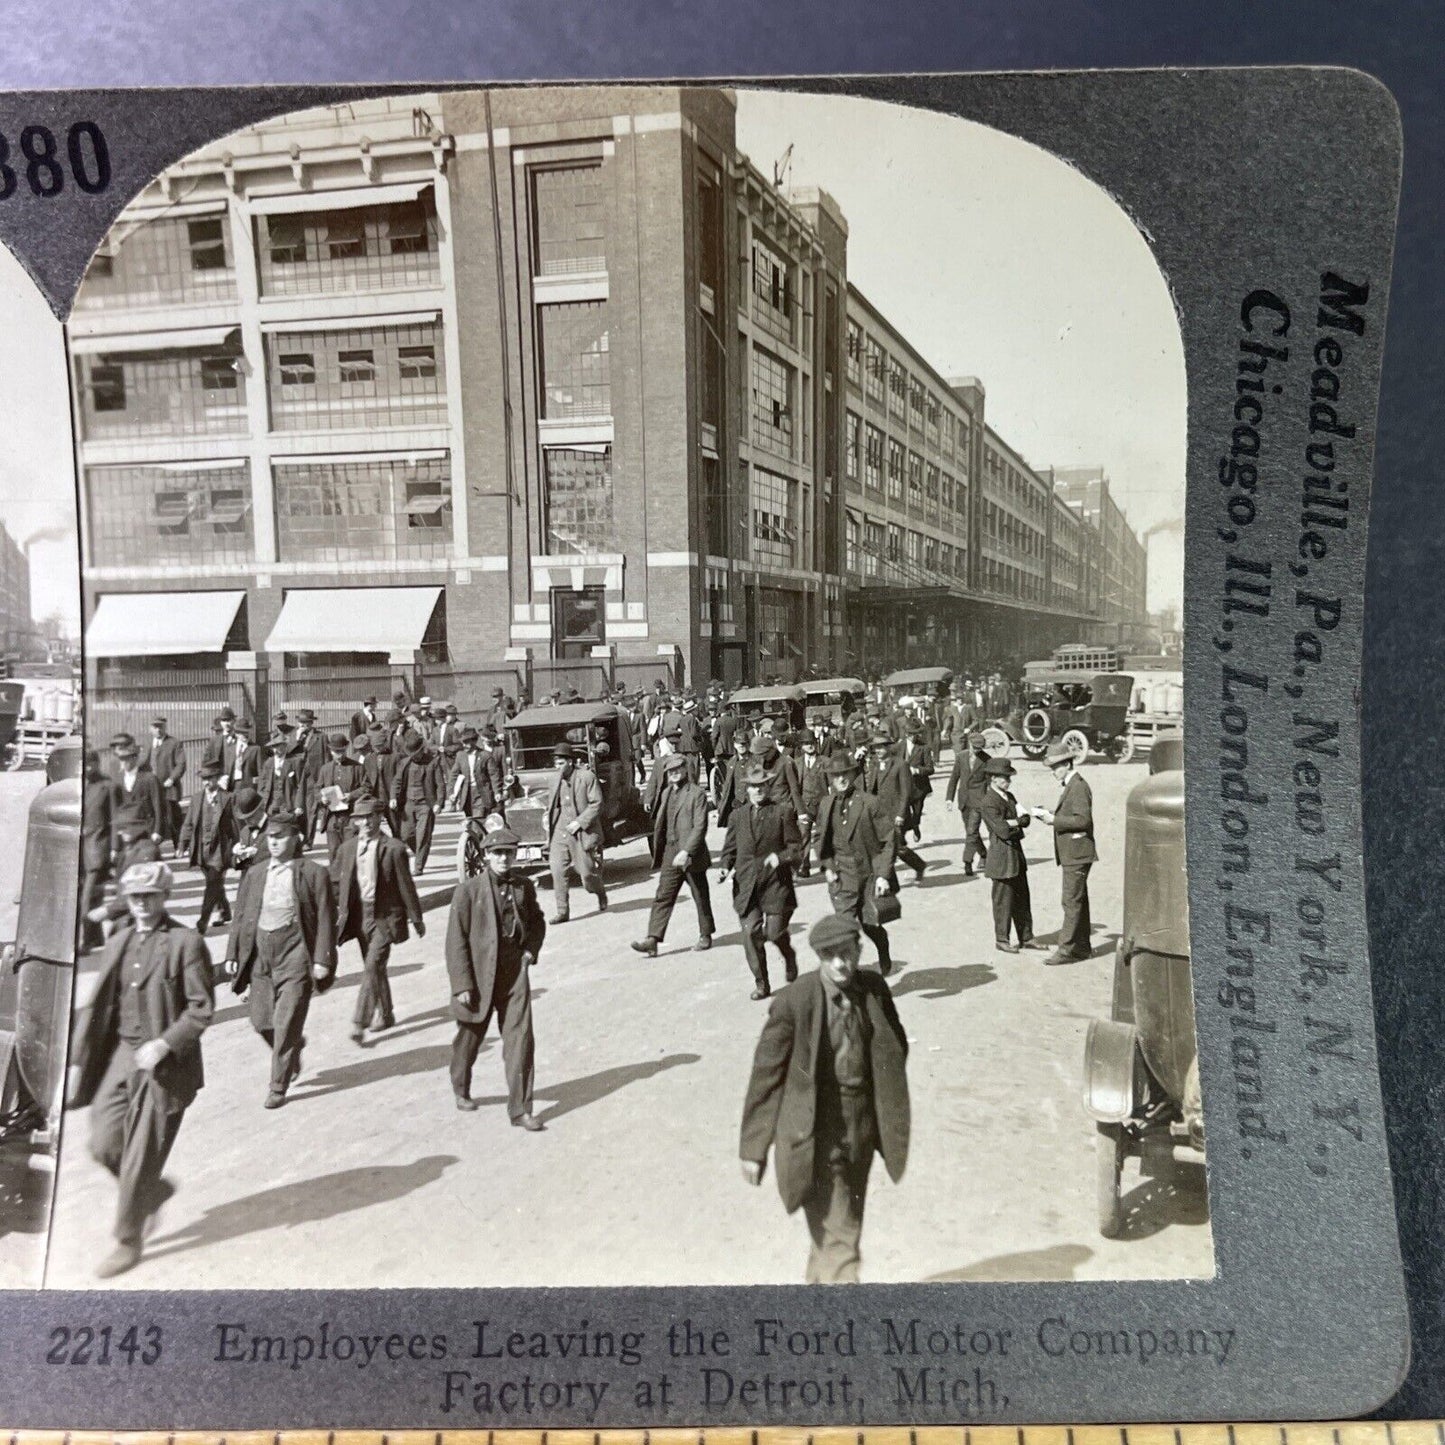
xmin=926 ymin=395 xmax=941 ymax=449
xmin=906 ymin=530 xmax=923 ymax=567
xmin=907 ymin=450 xmax=924 ymax=510
xmin=89 ymin=363 xmax=125 ymax=413
xmin=257 ymin=192 xmax=440 ymax=296
xmin=864 ymin=423 xmax=883 ymax=492
xmin=702 ymin=454 xmax=730 ymax=557
xmin=846 ymin=318 xmax=862 ymax=386
xmin=940 ymin=471 xmax=954 ymax=512
xmin=697 ymin=169 xmax=724 ymax=307
xmin=543 ymin=445 xmax=615 ymax=555
xmin=863 ymin=519 xmax=884 ymax=578
xmin=886 ymin=523 xmax=902 ymax=569
xmin=73 ymin=213 xmax=238 ymax=311
xmin=845 ymin=411 xmax=861 ymax=485
xmin=266 ymin=321 xmax=446 ymax=430
xmin=187 ymin=218 xmax=228 ymax=271
xmin=77 ymin=339 xmax=248 ymax=440
xmin=845 ymin=512 xmax=859 ymax=574
xmin=864 ymin=335 xmax=885 ymax=405
xmin=533 ymin=164 xmax=606 ymax=277
xmin=924 ymin=536 xmax=938 ymax=573
xmin=750 ymin=464 xmax=797 ymax=569
xmin=751 ymin=239 xmax=794 ymax=345
xmin=908 ymin=375 xmax=925 ymax=431
xmin=750 ymin=346 xmax=793 ymax=456
xmin=886 ymin=437 xmax=905 ymax=503
xmin=538 ymin=299 xmax=611 ymax=419
xmin=85 ymin=462 xmax=254 ymax=567
xmin=274 ymin=454 xmax=452 ymax=562
xmin=887 ymin=355 xmax=906 ymax=418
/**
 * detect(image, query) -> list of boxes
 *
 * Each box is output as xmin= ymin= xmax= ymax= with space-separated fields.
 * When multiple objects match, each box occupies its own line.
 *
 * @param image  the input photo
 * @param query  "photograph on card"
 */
xmin=44 ymin=84 xmax=1201 ymax=1289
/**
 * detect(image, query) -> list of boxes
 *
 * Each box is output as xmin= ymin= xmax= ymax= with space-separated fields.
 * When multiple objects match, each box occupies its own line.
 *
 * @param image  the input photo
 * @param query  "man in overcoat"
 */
xmin=68 ymin=860 xmax=214 ymax=1278
xmin=713 ymin=728 xmax=754 ymax=827
xmin=795 ymin=730 xmax=828 ymax=877
xmin=445 ymin=826 xmax=545 ymax=1129
xmin=222 ymin=817 xmax=337 ymax=1108
xmin=1029 ymin=742 xmax=1097 ymax=964
xmin=177 ymin=759 xmax=236 ymax=933
xmin=739 ymin=913 xmax=910 ymax=1283
xmin=257 ymin=726 xmax=309 ymax=833
xmin=814 ymin=753 xmax=897 ymax=975
xmin=349 ymin=695 xmax=381 ymax=740
xmin=943 ymin=731 xmax=992 ymax=875
xmin=393 ymin=731 xmax=440 ymax=873
xmin=145 ymin=716 xmax=187 ymax=845
xmin=632 ymin=752 xmax=714 ymax=955
xmin=80 ymin=748 xmax=112 ymax=951
xmin=978 ymin=757 xmax=1045 ymax=954
xmin=719 ymin=764 xmax=802 ymax=999
xmin=312 ymin=731 xmax=369 ymax=870
xmin=335 ymin=797 xmax=425 ymax=1040
xmin=544 ymin=743 xmax=607 ymax=922
xmin=862 ymin=733 xmax=926 ymax=885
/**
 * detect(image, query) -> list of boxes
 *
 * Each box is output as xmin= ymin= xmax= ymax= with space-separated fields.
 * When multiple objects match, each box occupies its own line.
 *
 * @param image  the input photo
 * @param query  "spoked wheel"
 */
xmin=456 ymin=823 xmax=486 ymax=883
xmin=1097 ymin=1122 xmax=1128 ymax=1239
xmin=981 ymin=725 xmax=1011 ymax=759
xmin=1110 ymin=733 xmax=1136 ymax=764
xmin=1061 ymin=728 xmax=1091 ymax=761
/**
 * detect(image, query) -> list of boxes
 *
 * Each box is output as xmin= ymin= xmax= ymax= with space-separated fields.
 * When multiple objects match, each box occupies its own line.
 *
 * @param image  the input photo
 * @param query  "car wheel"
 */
xmin=1021 ymin=706 xmax=1051 ymax=745
xmin=982 ymin=725 xmax=1011 ymax=758
xmin=1061 ymin=728 xmax=1091 ymax=761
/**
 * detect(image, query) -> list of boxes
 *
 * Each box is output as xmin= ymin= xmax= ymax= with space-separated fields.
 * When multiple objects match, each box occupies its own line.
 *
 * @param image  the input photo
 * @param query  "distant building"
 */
xmin=0 ymin=525 xmax=32 ymax=655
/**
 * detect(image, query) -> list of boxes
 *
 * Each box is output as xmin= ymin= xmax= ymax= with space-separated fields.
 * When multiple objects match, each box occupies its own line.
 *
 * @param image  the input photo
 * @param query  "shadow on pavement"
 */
xmin=890 ymin=963 xmax=997 ymax=1000
xmin=142 ymin=1153 xmax=460 ymax=1261
xmin=291 ymin=1043 xmax=457 ymax=1100
xmin=470 ymin=1052 xmax=702 ymax=1125
xmin=1115 ymin=1160 xmax=1210 ymax=1240
xmin=925 ymin=1242 xmax=1094 ymax=1282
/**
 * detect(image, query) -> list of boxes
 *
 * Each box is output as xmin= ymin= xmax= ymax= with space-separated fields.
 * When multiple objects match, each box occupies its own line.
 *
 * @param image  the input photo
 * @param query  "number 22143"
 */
xmin=47 ymin=1324 xmax=162 ymax=1366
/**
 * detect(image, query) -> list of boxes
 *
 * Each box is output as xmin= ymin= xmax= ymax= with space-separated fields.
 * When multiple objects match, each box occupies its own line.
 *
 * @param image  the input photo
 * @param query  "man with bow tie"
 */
xmin=445 ymin=826 xmax=546 ymax=1129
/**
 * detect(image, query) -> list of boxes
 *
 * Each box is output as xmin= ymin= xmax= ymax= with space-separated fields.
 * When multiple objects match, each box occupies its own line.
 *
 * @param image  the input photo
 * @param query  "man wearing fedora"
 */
xmin=107 ymin=732 xmax=164 ymax=850
xmin=1027 ymin=742 xmax=1097 ymax=964
xmin=393 ymin=730 xmax=441 ymax=874
xmin=545 ymin=743 xmax=607 ymax=923
xmin=312 ymin=732 xmax=369 ymax=870
xmin=335 ymin=797 xmax=425 ymax=1042
xmin=633 ymin=751 xmax=714 ymax=955
xmin=68 ymin=860 xmax=214 ymax=1278
xmin=177 ymin=759 xmax=236 ymax=933
xmin=446 ymin=826 xmax=545 ymax=1128
xmin=719 ymin=763 xmax=803 ymax=999
xmin=257 ymin=724 xmax=309 ymax=833
xmin=229 ymin=786 xmax=268 ymax=875
xmin=814 ymin=753 xmax=897 ymax=975
xmin=146 ymin=716 xmax=187 ymax=846
xmin=862 ymin=732 xmax=927 ymax=886
xmin=451 ymin=726 xmax=505 ymax=823
xmin=222 ymin=817 xmax=337 ymax=1109
xmin=944 ymin=731 xmax=992 ymax=875
xmin=739 ymin=913 xmax=910 ymax=1283
xmin=978 ymin=756 xmax=1046 ymax=954
xmin=350 ymin=695 xmax=381 ymax=740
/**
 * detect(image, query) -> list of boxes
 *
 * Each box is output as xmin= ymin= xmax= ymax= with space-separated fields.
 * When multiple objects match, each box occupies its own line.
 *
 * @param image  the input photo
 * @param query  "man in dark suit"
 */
xmin=226 ymin=720 xmax=260 ymax=793
xmin=944 ymin=731 xmax=992 ymax=875
xmin=335 ymin=797 xmax=424 ymax=1041
xmin=485 ymin=686 xmax=514 ymax=739
xmin=203 ymin=706 xmax=240 ymax=789
xmin=739 ymin=913 xmax=910 ymax=1284
xmin=544 ymin=743 xmax=607 ymax=922
xmin=312 ymin=732 xmax=368 ymax=869
xmin=68 ymin=860 xmax=214 ymax=1279
xmin=80 ymin=748 xmax=112 ymax=952
xmin=177 ymin=759 xmax=236 ymax=933
xmin=862 ymin=733 xmax=926 ymax=885
xmin=257 ymin=726 xmax=309 ymax=832
xmin=713 ymin=728 xmax=754 ymax=827
xmin=632 ymin=752 xmax=714 ymax=955
xmin=393 ymin=731 xmax=440 ymax=874
xmin=450 ymin=727 xmax=505 ymax=822
xmin=814 ymin=753 xmax=897 ymax=975
xmin=292 ymin=709 xmax=326 ymax=842
xmin=978 ymin=757 xmax=1046 ymax=954
xmin=719 ymin=764 xmax=802 ymax=999
xmin=222 ymin=817 xmax=337 ymax=1108
xmin=350 ymin=695 xmax=381 ymax=740
xmin=1029 ymin=742 xmax=1098 ymax=964
xmin=445 ymin=826 xmax=545 ymax=1128
xmin=795 ymin=731 xmax=828 ymax=877
xmin=107 ymin=733 xmax=165 ymax=861
xmin=752 ymin=732 xmax=803 ymax=814
xmin=145 ymin=717 xmax=186 ymax=845
xmin=229 ymin=787 xmax=268 ymax=876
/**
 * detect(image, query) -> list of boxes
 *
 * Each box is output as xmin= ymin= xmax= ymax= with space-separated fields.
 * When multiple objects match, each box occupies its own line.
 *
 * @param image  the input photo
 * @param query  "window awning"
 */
xmin=263 ymin=586 xmax=441 ymax=655
xmin=86 ymin=590 xmax=245 ymax=658
xmin=259 ymin=309 xmax=440 ymax=334
xmin=248 ymin=180 xmax=431 ymax=215
xmin=68 ymin=324 xmax=240 ymax=356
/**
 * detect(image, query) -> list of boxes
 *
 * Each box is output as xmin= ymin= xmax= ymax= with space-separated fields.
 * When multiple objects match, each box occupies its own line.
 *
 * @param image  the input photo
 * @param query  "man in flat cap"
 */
xmin=222 ymin=817 xmax=336 ymax=1108
xmin=68 ymin=860 xmax=214 ymax=1278
xmin=1027 ymin=742 xmax=1097 ymax=965
xmin=978 ymin=757 xmax=1045 ymax=954
xmin=544 ymin=742 xmax=607 ymax=923
xmin=335 ymin=796 xmax=424 ymax=1041
xmin=312 ymin=731 xmax=369 ymax=871
xmin=633 ymin=751 xmax=714 ymax=955
xmin=814 ymin=753 xmax=897 ymax=975
xmin=739 ymin=913 xmax=910 ymax=1283
xmin=719 ymin=763 xmax=802 ymax=999
xmin=177 ymin=758 xmax=236 ymax=933
xmin=393 ymin=730 xmax=441 ymax=874
xmin=446 ymin=826 xmax=545 ymax=1128
xmin=944 ymin=731 xmax=992 ymax=876
xmin=146 ymin=716 xmax=186 ymax=846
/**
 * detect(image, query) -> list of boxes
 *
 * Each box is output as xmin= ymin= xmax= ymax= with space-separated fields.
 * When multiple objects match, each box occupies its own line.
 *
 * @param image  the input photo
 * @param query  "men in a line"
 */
xmin=223 ymin=817 xmax=336 ymax=1108
xmin=335 ymin=797 xmax=424 ymax=1042
xmin=544 ymin=742 xmax=608 ymax=923
xmin=350 ymin=695 xmax=381 ymax=740
xmin=632 ymin=752 xmax=714 ymax=956
xmin=814 ymin=753 xmax=896 ymax=975
xmin=1029 ymin=741 xmax=1096 ymax=965
xmin=393 ymin=731 xmax=440 ymax=874
xmin=739 ymin=913 xmax=910 ymax=1284
xmin=146 ymin=717 xmax=186 ymax=845
xmin=80 ymin=748 xmax=112 ymax=952
xmin=313 ymin=732 xmax=369 ymax=870
xmin=107 ymin=733 xmax=164 ymax=863
xmin=978 ymin=757 xmax=1044 ymax=954
xmin=446 ymin=826 xmax=545 ymax=1128
xmin=862 ymin=734 xmax=926 ymax=886
xmin=70 ymin=861 xmax=214 ymax=1278
xmin=719 ymin=763 xmax=802 ymax=999
xmin=177 ymin=759 xmax=236 ymax=934
xmin=944 ymin=731 xmax=991 ymax=875
xmin=257 ymin=725 xmax=309 ymax=832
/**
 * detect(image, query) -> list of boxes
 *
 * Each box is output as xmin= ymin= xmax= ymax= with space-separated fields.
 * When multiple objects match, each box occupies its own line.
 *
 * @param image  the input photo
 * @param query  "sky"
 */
xmin=0 ymin=244 xmax=80 ymax=637
xmin=735 ymin=87 xmax=1186 ymax=615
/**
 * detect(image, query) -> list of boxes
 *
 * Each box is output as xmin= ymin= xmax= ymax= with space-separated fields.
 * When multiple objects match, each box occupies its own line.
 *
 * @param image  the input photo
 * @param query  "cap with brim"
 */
xmin=266 ymin=816 xmax=301 ymax=836
xmin=199 ymin=760 xmax=223 ymax=779
xmin=120 ymin=860 xmax=173 ymax=896
xmin=967 ymin=732 xmax=986 ymax=747
xmin=266 ymin=732 xmax=291 ymax=748
xmin=296 ymin=710 xmax=316 ymax=724
xmin=749 ymin=736 xmax=775 ymax=756
xmin=352 ymin=733 xmax=371 ymax=749
xmin=460 ymin=727 xmax=479 ymax=743
xmin=328 ymin=732 xmax=350 ymax=750
xmin=984 ymin=757 xmax=1016 ymax=777
xmin=109 ymin=732 xmax=137 ymax=752
xmin=402 ymin=733 xmax=425 ymax=754
xmin=217 ymin=706 xmax=237 ymax=721
xmin=1045 ymin=741 xmax=1077 ymax=768
xmin=234 ymin=788 xmax=264 ymax=821
xmin=809 ymin=913 xmax=862 ymax=956
xmin=363 ymin=695 xmax=378 ymax=707
xmin=824 ymin=754 xmax=860 ymax=776
xmin=743 ymin=764 xmax=770 ymax=785
xmin=870 ymin=733 xmax=895 ymax=748
xmin=664 ymin=753 xmax=690 ymax=772
xmin=484 ymin=827 xmax=522 ymax=850
xmin=151 ymin=717 xmax=167 ymax=728
xmin=445 ymin=704 xmax=458 ymax=715
xmin=353 ymin=797 xmax=382 ymax=817
xmin=553 ymin=743 xmax=574 ymax=760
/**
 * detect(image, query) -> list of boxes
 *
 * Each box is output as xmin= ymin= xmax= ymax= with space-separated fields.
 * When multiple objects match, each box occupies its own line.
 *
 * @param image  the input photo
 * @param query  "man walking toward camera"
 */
xmin=814 ymin=753 xmax=897 ymax=975
xmin=545 ymin=743 xmax=607 ymax=923
xmin=739 ymin=914 xmax=910 ymax=1284
xmin=632 ymin=752 xmax=714 ymax=955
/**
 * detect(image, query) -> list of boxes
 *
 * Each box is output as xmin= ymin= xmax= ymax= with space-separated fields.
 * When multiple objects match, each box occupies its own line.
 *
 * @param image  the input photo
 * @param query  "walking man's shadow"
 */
xmin=469 ymin=1052 xmax=701 ymax=1124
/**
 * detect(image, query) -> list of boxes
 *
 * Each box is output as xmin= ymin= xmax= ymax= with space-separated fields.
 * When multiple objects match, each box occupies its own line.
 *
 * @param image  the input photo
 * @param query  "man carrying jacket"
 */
xmin=632 ymin=752 xmax=714 ymax=955
xmin=1028 ymin=742 xmax=1097 ymax=964
xmin=545 ymin=743 xmax=607 ymax=923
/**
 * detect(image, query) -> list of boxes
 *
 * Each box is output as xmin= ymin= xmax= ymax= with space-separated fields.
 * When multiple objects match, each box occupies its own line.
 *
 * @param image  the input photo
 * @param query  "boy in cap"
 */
xmin=177 ymin=759 xmax=236 ymax=933
xmin=977 ymin=757 xmax=1045 ymax=954
xmin=445 ymin=826 xmax=546 ymax=1128
xmin=1026 ymin=742 xmax=1097 ymax=965
xmin=718 ymin=763 xmax=803 ymax=998
xmin=633 ymin=751 xmax=714 ymax=955
xmin=222 ymin=817 xmax=337 ymax=1108
xmin=739 ymin=912 xmax=910 ymax=1284
xmin=69 ymin=860 xmax=214 ymax=1278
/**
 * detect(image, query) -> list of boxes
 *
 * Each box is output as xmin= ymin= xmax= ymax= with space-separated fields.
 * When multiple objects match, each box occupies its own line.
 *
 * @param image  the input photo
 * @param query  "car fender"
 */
xmin=1083 ymin=1017 xmax=1140 ymax=1124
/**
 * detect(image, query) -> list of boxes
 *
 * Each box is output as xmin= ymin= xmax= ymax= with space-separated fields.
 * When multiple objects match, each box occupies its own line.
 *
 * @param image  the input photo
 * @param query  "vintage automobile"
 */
xmin=881 ymin=665 xmax=954 ymax=700
xmin=0 ymin=770 xmax=81 ymax=1149
xmin=1082 ymin=734 xmax=1202 ymax=1238
xmin=727 ymin=684 xmax=807 ymax=736
xmin=800 ymin=676 xmax=866 ymax=730
xmin=1121 ymin=665 xmax=1184 ymax=764
xmin=457 ymin=702 xmax=649 ymax=879
xmin=1014 ymin=669 xmax=1134 ymax=761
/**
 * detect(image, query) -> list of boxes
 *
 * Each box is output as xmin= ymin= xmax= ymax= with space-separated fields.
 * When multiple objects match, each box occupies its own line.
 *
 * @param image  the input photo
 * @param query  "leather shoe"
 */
xmin=750 ymin=987 xmax=770 ymax=1001
xmin=878 ymin=957 xmax=893 ymax=977
xmin=996 ymin=941 xmax=1021 ymax=954
xmin=512 ymin=1113 xmax=545 ymax=1132
xmin=694 ymin=935 xmax=713 ymax=951
xmin=596 ymin=891 xmax=608 ymax=913
xmin=913 ymin=863 xmax=926 ymax=884
xmin=630 ymin=937 xmax=658 ymax=957
xmin=549 ymin=913 xmax=570 ymax=925
xmin=1043 ymin=951 xmax=1077 ymax=966
xmin=1024 ymin=940 xmax=1051 ymax=952
xmin=784 ymin=962 xmax=799 ymax=983
xmin=349 ymin=1027 xmax=365 ymax=1045
xmin=95 ymin=1242 xmax=143 ymax=1279
xmin=455 ymin=1095 xmax=482 ymax=1112
xmin=264 ymin=1091 xmax=286 ymax=1109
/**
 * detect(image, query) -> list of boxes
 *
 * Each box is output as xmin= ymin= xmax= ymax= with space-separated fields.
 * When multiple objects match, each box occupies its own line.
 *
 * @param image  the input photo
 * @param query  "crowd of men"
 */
xmin=72 ymin=671 xmax=1097 ymax=1284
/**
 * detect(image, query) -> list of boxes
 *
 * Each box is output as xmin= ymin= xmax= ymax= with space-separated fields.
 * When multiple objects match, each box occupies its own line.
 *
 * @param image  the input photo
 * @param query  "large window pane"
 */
xmin=75 ymin=214 xmax=238 ymax=310
xmin=750 ymin=346 xmax=793 ymax=456
xmin=274 ymin=455 xmax=452 ymax=562
xmin=543 ymin=446 xmax=615 ymax=554
xmin=257 ymin=194 xmax=440 ymax=297
xmin=538 ymin=301 xmax=610 ymax=419
xmin=86 ymin=463 xmax=254 ymax=566
xmin=77 ymin=342 xmax=247 ymax=441
xmin=533 ymin=166 xmax=606 ymax=277
xmin=750 ymin=465 xmax=797 ymax=569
